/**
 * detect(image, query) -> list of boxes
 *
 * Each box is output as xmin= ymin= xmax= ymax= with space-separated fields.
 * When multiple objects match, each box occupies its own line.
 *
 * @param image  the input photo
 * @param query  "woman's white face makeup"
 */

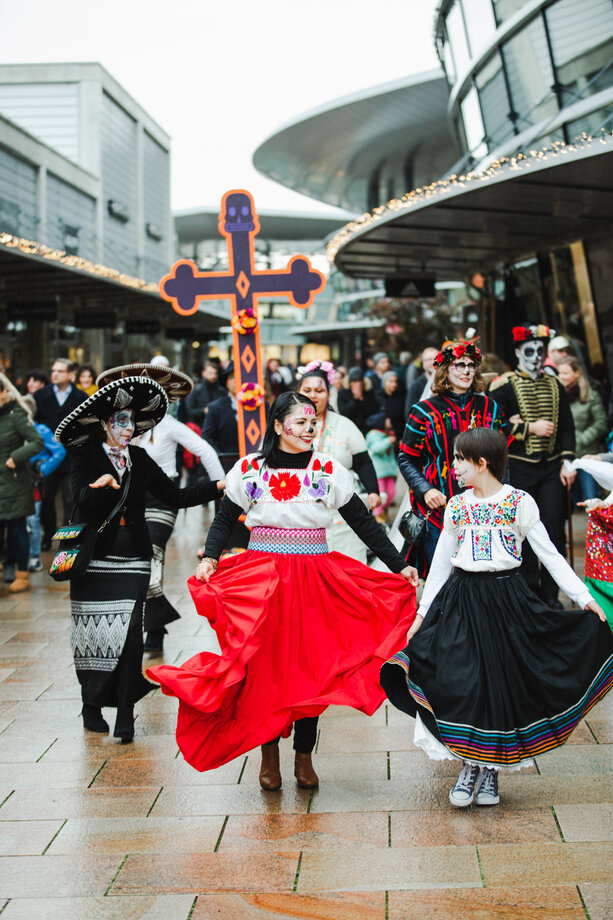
xmin=298 ymin=376 xmax=329 ymax=417
xmin=453 ymin=450 xmax=479 ymax=488
xmin=105 ymin=409 xmax=135 ymax=448
xmin=276 ymin=405 xmax=317 ymax=453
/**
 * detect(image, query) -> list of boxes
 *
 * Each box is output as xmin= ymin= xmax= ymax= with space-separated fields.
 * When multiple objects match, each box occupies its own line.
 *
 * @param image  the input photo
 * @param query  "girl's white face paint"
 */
xmin=276 ymin=405 xmax=316 ymax=453
xmin=452 ymin=451 xmax=480 ymax=488
xmin=105 ymin=409 xmax=135 ymax=448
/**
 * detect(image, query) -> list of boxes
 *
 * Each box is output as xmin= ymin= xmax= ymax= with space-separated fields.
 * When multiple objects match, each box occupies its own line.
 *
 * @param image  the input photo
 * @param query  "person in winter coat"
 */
xmin=0 ymin=375 xmax=44 ymax=592
xmin=365 ymin=414 xmax=398 ymax=523
xmin=22 ymin=395 xmax=66 ymax=572
xmin=557 ymin=357 xmax=607 ymax=501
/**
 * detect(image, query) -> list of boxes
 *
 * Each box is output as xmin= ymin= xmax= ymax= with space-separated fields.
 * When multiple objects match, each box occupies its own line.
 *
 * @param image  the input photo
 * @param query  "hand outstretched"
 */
xmin=89 ymin=474 xmax=120 ymax=489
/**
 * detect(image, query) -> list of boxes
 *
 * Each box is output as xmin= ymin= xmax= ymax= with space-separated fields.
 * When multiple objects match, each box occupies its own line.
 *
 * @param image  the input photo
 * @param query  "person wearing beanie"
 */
xmin=338 ymin=367 xmax=380 ymax=435
xmin=367 ymin=352 xmax=392 ymax=393
xmin=377 ymin=370 xmax=405 ymax=443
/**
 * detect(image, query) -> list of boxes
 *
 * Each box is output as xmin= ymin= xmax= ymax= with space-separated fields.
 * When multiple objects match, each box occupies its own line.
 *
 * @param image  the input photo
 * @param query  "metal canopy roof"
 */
xmin=0 ymin=235 xmax=224 ymax=333
xmin=328 ymin=137 xmax=613 ymax=280
xmin=174 ymin=208 xmax=352 ymax=245
xmin=253 ymin=71 xmax=459 ymax=213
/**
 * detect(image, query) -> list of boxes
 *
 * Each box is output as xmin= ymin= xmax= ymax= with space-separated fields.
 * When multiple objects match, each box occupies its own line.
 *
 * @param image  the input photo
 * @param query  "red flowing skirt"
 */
xmin=147 ymin=549 xmax=416 ymax=771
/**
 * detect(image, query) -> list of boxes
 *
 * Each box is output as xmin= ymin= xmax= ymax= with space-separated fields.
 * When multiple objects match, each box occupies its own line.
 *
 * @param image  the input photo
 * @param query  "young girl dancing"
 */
xmin=381 ymin=427 xmax=612 ymax=808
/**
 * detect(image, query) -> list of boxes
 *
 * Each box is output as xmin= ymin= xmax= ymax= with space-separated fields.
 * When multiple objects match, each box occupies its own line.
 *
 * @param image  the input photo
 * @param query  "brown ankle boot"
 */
xmin=294 ymin=751 xmax=319 ymax=788
xmin=9 ymin=570 xmax=30 ymax=593
xmin=259 ymin=742 xmax=282 ymax=790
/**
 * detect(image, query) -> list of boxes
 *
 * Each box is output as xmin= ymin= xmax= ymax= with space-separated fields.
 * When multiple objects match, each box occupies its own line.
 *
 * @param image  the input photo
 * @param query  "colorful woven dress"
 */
xmin=381 ymin=484 xmax=613 ymax=771
xmin=148 ymin=449 xmax=417 ymax=772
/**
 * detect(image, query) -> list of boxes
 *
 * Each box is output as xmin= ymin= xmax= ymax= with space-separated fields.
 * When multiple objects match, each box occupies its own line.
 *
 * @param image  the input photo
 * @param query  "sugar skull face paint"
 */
xmin=105 ymin=409 xmax=135 ymax=448
xmin=516 ymin=341 xmax=544 ymax=378
xmin=276 ymin=405 xmax=316 ymax=453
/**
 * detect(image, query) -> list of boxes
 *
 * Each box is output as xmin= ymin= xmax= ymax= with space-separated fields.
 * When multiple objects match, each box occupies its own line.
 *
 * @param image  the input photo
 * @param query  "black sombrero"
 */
xmin=55 ymin=376 xmax=168 ymax=447
xmin=96 ymin=363 xmax=193 ymax=402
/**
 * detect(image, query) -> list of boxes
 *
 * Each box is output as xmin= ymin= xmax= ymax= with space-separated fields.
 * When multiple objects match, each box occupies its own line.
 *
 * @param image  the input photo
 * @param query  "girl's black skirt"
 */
xmin=380 ymin=568 xmax=613 ymax=767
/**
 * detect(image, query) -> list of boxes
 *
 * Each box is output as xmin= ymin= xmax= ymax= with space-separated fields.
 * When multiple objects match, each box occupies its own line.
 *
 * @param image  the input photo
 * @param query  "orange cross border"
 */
xmin=159 ymin=189 xmax=326 ymax=455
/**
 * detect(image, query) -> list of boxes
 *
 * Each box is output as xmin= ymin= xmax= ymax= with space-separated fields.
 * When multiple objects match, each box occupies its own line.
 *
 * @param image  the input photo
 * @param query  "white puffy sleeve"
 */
xmin=516 ymin=492 xmax=541 ymax=537
xmin=417 ymin=503 xmax=458 ymax=618
xmin=224 ymin=457 xmax=250 ymax=512
xmin=525 ymin=521 xmax=593 ymax=608
xmin=327 ymin=458 xmax=356 ymax=509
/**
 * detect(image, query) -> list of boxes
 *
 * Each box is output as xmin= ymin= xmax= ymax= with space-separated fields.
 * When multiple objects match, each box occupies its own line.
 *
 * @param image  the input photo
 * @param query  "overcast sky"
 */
xmin=0 ymin=0 xmax=440 ymax=213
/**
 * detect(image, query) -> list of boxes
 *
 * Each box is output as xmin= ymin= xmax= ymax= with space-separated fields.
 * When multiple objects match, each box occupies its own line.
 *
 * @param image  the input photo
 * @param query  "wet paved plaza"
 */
xmin=0 ymin=506 xmax=611 ymax=919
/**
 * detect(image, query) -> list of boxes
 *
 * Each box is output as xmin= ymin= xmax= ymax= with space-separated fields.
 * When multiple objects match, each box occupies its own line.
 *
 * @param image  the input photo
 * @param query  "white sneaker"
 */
xmin=28 ymin=558 xmax=43 ymax=573
xmin=449 ymin=762 xmax=480 ymax=807
xmin=475 ymin=767 xmax=500 ymax=805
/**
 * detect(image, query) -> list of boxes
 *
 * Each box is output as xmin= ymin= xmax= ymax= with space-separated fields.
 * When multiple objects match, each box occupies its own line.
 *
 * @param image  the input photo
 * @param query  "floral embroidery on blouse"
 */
xmin=471 ymin=529 xmax=492 ymax=561
xmin=499 ymin=530 xmax=521 ymax=560
xmin=239 ymin=454 xmax=335 ymax=506
xmin=449 ymin=489 xmax=523 ymax=528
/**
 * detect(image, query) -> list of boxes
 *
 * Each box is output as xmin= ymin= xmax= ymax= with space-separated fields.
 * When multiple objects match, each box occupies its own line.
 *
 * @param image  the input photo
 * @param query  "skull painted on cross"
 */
xmin=224 ymin=193 xmax=255 ymax=232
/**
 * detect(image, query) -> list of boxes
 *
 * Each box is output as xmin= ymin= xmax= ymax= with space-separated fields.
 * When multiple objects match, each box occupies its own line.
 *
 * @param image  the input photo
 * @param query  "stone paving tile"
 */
xmin=297 ymin=845 xmax=482 ymax=892
xmin=242 ymin=751 xmax=388 ymax=785
xmin=0 ymin=737 xmax=55 ymax=763
xmin=386 ymin=885 xmax=586 ymax=919
xmin=111 ymin=852 xmax=300 ymax=895
xmin=41 ymin=733 xmax=180 ymax=762
xmin=47 ymin=816 xmax=225 ymax=855
xmin=150 ymin=784 xmax=310 ymax=817
xmin=478 ymin=841 xmax=613 ymax=886
xmin=579 ymin=883 xmax=613 ymax=920
xmin=0 ymin=854 xmax=122 ymax=898
xmin=0 ymin=761 xmax=101 ymax=789
xmin=316 ymin=725 xmax=420 ymax=753
xmin=0 ymin=787 xmax=161 ymax=820
xmin=319 ymin=704 xmax=387 ymax=727
xmin=535 ymin=744 xmax=613 ymax=774
xmin=391 ymin=806 xmax=561 ymax=846
xmin=0 ymin=819 xmax=65 ymax=855
xmin=191 ymin=891 xmax=385 ymax=919
xmin=588 ymin=718 xmax=613 ymax=743
xmin=92 ymin=756 xmax=244 ymax=787
xmin=220 ymin=812 xmax=389 ymax=852
xmin=0 ymin=680 xmax=54 ymax=702
xmin=554 ymin=804 xmax=613 ymax=841
xmin=0 ymin=894 xmax=196 ymax=920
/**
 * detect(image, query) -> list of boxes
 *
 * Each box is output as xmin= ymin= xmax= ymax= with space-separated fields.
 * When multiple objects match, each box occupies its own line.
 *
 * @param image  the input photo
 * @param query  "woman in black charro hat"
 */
xmin=55 ymin=376 xmax=224 ymax=743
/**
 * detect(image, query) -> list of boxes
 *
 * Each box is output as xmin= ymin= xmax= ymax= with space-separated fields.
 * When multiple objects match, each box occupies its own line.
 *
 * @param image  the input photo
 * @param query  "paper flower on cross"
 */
xmin=231 ymin=308 xmax=258 ymax=335
xmin=237 ymin=382 xmax=264 ymax=410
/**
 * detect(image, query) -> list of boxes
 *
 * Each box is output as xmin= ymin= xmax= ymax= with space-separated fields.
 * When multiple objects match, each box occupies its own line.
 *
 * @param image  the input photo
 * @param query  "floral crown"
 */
xmin=433 ymin=340 xmax=482 ymax=368
xmin=296 ymin=359 xmax=335 ymax=385
xmin=512 ymin=324 xmax=555 ymax=343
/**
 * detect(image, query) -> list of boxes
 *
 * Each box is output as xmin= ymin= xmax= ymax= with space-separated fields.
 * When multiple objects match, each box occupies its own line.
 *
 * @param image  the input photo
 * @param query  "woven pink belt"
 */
xmin=248 ymin=526 xmax=329 ymax=555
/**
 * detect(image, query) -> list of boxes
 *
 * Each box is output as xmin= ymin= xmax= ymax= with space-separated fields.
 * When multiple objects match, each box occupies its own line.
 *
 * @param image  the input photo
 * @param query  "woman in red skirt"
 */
xmin=148 ymin=392 xmax=418 ymax=789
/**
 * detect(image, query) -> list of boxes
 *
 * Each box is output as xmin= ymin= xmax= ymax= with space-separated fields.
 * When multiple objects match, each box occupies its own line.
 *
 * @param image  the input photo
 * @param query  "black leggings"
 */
xmin=266 ymin=716 xmax=319 ymax=754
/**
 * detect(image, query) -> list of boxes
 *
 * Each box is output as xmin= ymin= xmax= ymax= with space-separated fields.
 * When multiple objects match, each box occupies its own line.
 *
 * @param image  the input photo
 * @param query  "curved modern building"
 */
xmin=435 ymin=0 xmax=613 ymax=171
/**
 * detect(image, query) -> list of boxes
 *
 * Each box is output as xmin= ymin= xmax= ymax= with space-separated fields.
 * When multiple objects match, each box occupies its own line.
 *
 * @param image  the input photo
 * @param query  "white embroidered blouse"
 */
xmin=224 ymin=451 xmax=355 ymax=530
xmin=418 ymin=484 xmax=592 ymax=617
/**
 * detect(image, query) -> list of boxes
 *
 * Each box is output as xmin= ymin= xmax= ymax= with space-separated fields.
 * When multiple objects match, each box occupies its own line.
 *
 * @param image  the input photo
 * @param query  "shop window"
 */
xmin=546 ymin=0 xmax=613 ymax=102
xmin=502 ymin=18 xmax=558 ymax=131
xmin=476 ymin=52 xmax=514 ymax=148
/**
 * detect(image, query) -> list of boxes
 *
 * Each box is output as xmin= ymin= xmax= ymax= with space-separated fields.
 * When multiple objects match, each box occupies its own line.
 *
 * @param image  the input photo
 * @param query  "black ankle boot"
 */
xmin=144 ymin=629 xmax=164 ymax=652
xmin=114 ymin=707 xmax=135 ymax=744
xmin=82 ymin=703 xmax=109 ymax=733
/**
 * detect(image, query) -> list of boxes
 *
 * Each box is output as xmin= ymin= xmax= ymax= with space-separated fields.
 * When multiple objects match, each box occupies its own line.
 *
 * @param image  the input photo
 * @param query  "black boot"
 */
xmin=82 ymin=703 xmax=109 ymax=733
xmin=114 ymin=707 xmax=135 ymax=744
xmin=144 ymin=629 xmax=164 ymax=652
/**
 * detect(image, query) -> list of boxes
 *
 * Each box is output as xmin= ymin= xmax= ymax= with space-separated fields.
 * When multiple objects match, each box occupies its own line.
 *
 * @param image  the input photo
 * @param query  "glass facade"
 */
xmin=439 ymin=0 xmax=613 ymax=164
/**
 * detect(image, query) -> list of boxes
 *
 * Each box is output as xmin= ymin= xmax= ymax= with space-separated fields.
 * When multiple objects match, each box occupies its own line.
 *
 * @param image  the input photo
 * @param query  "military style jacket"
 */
xmin=489 ymin=370 xmax=575 ymax=464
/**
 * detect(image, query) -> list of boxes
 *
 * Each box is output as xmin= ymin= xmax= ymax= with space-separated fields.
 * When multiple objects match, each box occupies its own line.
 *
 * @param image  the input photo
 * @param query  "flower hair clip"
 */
xmin=297 ymin=360 xmax=335 ymax=385
xmin=237 ymin=382 xmax=264 ymax=410
xmin=433 ymin=340 xmax=482 ymax=368
xmin=512 ymin=324 xmax=555 ymax=343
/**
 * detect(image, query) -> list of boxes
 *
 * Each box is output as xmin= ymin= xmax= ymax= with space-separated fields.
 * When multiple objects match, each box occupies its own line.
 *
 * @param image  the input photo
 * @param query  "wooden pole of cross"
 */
xmin=159 ymin=189 xmax=326 ymax=456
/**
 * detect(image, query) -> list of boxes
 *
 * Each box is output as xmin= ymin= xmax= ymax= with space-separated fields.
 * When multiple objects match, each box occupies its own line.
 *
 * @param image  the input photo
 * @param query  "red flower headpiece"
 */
xmin=433 ymin=340 xmax=482 ymax=368
xmin=512 ymin=324 xmax=554 ymax=343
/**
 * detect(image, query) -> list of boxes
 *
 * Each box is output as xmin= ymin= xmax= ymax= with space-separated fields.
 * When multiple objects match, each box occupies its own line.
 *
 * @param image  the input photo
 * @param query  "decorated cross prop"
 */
xmin=160 ymin=189 xmax=326 ymax=455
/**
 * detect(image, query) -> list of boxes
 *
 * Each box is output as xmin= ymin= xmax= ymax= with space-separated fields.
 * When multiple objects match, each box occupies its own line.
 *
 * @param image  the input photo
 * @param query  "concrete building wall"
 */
xmin=0 ymin=146 xmax=37 ymax=238
xmin=0 ymin=81 xmax=80 ymax=164
xmin=45 ymin=173 xmax=97 ymax=260
xmin=100 ymin=90 xmax=138 ymax=275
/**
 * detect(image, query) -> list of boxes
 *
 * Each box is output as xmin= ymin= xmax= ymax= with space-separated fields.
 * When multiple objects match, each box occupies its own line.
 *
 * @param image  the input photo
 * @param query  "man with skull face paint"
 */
xmin=489 ymin=324 xmax=576 ymax=608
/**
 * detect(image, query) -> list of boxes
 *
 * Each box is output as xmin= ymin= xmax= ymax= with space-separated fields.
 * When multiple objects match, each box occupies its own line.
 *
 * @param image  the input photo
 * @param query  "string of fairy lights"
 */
xmin=0 ymin=231 xmax=159 ymax=293
xmin=325 ymin=129 xmax=613 ymax=267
